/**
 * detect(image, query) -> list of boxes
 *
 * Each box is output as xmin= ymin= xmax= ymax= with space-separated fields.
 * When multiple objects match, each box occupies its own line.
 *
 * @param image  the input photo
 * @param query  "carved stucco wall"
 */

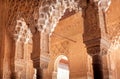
xmin=24 ymin=43 xmax=34 ymax=79
xmin=14 ymin=42 xmax=34 ymax=79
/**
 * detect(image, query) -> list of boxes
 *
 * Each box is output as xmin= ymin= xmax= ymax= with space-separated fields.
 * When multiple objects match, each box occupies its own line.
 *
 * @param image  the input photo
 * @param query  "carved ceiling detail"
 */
xmin=6 ymin=0 xmax=112 ymax=45
xmin=7 ymin=0 xmax=40 ymax=35
xmin=7 ymin=0 xmax=111 ymax=35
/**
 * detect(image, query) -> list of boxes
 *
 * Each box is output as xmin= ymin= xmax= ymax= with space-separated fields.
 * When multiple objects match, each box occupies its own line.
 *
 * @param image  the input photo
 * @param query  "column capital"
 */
xmin=40 ymin=54 xmax=50 ymax=69
xmin=82 ymin=1 xmax=111 ymax=78
xmin=87 ymin=46 xmax=106 ymax=56
xmin=84 ymin=37 xmax=110 ymax=56
xmin=31 ymin=29 xmax=50 ymax=69
xmin=82 ymin=0 xmax=110 ymax=56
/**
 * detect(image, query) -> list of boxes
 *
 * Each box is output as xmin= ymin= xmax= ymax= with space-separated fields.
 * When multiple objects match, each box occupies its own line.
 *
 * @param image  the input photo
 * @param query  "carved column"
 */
xmin=31 ymin=30 xmax=42 ymax=79
xmin=92 ymin=52 xmax=104 ymax=79
xmin=40 ymin=31 xmax=50 ymax=79
xmin=41 ymin=31 xmax=50 ymax=66
xmin=82 ymin=1 xmax=111 ymax=79
xmin=31 ymin=29 xmax=50 ymax=79
xmin=102 ymin=55 xmax=113 ymax=79
xmin=36 ymin=68 xmax=43 ymax=79
xmin=10 ymin=40 xmax=16 ymax=79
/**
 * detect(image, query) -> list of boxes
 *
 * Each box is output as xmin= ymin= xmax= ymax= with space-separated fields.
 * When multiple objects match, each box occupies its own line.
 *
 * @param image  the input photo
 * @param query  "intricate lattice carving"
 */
xmin=14 ymin=18 xmax=32 ymax=43
xmin=50 ymin=41 xmax=69 ymax=57
xmin=7 ymin=0 xmax=111 ymax=36
xmin=7 ymin=0 xmax=40 ymax=35
xmin=87 ymin=46 xmax=109 ymax=56
xmin=38 ymin=0 xmax=82 ymax=34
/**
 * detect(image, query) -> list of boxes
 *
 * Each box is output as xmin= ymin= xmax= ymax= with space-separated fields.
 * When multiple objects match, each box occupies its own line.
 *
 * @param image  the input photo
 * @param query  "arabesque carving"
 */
xmin=87 ymin=46 xmax=108 ymax=56
xmin=7 ymin=0 xmax=40 ymax=35
xmin=109 ymin=32 xmax=120 ymax=52
xmin=38 ymin=0 xmax=82 ymax=34
xmin=7 ymin=0 xmax=111 ymax=36
xmin=50 ymin=41 xmax=69 ymax=57
xmin=107 ymin=19 xmax=120 ymax=51
xmin=14 ymin=18 xmax=32 ymax=44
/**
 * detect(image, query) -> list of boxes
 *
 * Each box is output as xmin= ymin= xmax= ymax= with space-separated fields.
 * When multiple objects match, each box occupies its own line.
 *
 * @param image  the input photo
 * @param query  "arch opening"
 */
xmin=53 ymin=55 xmax=69 ymax=79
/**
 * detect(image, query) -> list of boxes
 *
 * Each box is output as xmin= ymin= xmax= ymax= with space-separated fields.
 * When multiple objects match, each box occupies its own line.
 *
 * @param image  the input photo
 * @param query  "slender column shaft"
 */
xmin=92 ymin=55 xmax=103 ymax=79
xmin=37 ymin=68 xmax=43 ymax=79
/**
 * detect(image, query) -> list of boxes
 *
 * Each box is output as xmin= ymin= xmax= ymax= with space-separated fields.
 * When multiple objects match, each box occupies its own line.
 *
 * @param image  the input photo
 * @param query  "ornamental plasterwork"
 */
xmin=38 ymin=0 xmax=81 ymax=34
xmin=50 ymin=41 xmax=69 ymax=57
xmin=16 ymin=41 xmax=24 ymax=59
xmin=6 ymin=0 xmax=112 ymax=44
xmin=109 ymin=31 xmax=120 ymax=52
xmin=37 ymin=0 xmax=111 ymax=34
xmin=7 ymin=0 xmax=111 ymax=35
xmin=7 ymin=0 xmax=81 ymax=35
xmin=108 ymin=20 xmax=120 ymax=52
xmin=14 ymin=18 xmax=32 ymax=44
xmin=7 ymin=0 xmax=40 ymax=35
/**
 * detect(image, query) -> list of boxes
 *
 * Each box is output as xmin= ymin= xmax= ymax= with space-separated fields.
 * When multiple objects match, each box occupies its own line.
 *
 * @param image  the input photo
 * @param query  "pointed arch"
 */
xmin=37 ymin=0 xmax=111 ymax=35
xmin=38 ymin=0 xmax=81 ymax=34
